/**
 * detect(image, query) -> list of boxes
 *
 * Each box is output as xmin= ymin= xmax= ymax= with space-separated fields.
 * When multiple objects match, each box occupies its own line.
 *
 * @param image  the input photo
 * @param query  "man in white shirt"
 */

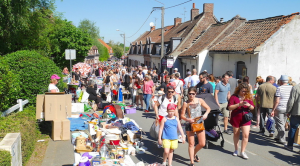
xmin=142 ymin=66 xmax=148 ymax=75
xmin=173 ymin=73 xmax=183 ymax=96
xmin=188 ymin=69 xmax=199 ymax=88
xmin=183 ymin=72 xmax=191 ymax=101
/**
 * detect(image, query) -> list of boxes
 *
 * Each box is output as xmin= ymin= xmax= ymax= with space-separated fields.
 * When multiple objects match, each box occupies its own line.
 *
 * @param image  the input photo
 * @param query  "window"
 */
xmin=192 ymin=65 xmax=195 ymax=69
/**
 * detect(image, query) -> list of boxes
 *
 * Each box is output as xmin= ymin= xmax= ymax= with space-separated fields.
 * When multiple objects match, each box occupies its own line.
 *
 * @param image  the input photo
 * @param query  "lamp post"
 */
xmin=116 ymin=29 xmax=126 ymax=62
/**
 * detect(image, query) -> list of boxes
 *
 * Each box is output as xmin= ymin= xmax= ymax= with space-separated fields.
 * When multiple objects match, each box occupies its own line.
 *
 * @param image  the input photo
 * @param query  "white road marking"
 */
xmin=224 ymin=139 xmax=257 ymax=156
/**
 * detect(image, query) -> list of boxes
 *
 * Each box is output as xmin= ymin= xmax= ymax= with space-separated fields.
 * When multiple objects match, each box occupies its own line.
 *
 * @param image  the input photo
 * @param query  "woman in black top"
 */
xmin=86 ymin=81 xmax=101 ymax=105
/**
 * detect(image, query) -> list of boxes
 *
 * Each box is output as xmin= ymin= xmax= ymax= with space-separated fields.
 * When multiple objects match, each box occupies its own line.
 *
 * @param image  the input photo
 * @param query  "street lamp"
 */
xmin=116 ymin=29 xmax=126 ymax=62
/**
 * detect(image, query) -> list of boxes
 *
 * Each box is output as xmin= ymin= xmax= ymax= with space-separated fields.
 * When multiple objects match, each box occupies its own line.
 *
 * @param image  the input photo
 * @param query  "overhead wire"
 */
xmin=165 ymin=0 xmax=192 ymax=9
xmin=126 ymin=0 xmax=193 ymax=39
xmin=126 ymin=10 xmax=154 ymax=38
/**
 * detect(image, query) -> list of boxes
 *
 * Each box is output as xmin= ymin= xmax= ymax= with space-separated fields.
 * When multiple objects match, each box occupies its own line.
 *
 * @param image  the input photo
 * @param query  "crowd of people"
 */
xmin=48 ymin=61 xmax=300 ymax=166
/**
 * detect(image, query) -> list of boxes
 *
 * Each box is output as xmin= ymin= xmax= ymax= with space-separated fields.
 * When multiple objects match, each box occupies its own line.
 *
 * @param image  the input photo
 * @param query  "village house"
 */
xmin=129 ymin=3 xmax=300 ymax=85
xmin=98 ymin=38 xmax=114 ymax=58
xmin=209 ymin=12 xmax=300 ymax=85
xmin=85 ymin=45 xmax=99 ymax=64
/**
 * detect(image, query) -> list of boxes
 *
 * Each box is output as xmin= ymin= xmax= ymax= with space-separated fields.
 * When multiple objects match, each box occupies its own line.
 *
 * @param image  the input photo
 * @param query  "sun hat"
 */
xmin=50 ymin=74 xmax=61 ymax=80
xmin=279 ymin=75 xmax=288 ymax=81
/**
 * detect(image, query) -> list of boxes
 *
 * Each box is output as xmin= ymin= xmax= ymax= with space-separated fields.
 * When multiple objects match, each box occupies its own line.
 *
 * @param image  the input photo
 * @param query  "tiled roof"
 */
xmin=179 ymin=16 xmax=246 ymax=56
xmin=98 ymin=38 xmax=113 ymax=53
xmin=170 ymin=12 xmax=217 ymax=56
xmin=210 ymin=13 xmax=299 ymax=52
xmin=131 ymin=25 xmax=174 ymax=45
xmin=162 ymin=21 xmax=191 ymax=42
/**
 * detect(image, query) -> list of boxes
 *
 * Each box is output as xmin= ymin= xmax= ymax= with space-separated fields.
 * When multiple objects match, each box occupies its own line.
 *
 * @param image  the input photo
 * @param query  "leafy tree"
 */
xmin=0 ymin=0 xmax=56 ymax=55
xmin=78 ymin=19 xmax=100 ymax=39
xmin=50 ymin=19 xmax=92 ymax=68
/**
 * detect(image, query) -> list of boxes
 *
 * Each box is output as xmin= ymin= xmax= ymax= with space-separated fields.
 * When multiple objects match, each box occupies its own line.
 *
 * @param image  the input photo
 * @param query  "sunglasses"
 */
xmin=168 ymin=91 xmax=174 ymax=93
xmin=188 ymin=93 xmax=196 ymax=95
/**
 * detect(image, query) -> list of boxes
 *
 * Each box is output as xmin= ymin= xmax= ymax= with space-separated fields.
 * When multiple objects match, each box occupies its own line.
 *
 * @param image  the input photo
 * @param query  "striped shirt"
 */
xmin=275 ymin=85 xmax=293 ymax=111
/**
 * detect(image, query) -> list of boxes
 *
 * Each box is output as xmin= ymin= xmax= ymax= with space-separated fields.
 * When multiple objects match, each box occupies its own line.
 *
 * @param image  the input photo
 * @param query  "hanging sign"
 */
xmin=167 ymin=59 xmax=174 ymax=68
xmin=162 ymin=59 xmax=167 ymax=65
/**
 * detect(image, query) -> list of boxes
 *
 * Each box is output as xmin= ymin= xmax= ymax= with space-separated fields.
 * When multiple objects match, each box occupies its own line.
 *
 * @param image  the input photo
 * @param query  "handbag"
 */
xmin=243 ymin=110 xmax=253 ymax=122
xmin=149 ymin=120 xmax=160 ymax=139
xmin=187 ymin=105 xmax=205 ymax=132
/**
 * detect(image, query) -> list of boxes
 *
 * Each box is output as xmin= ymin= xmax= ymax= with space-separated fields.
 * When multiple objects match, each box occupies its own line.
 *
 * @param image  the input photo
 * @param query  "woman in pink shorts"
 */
xmin=228 ymin=83 xmax=254 ymax=159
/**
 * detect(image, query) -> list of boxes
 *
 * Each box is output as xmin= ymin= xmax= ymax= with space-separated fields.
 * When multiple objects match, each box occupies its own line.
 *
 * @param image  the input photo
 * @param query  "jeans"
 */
xmin=260 ymin=107 xmax=275 ymax=133
xmin=287 ymin=115 xmax=300 ymax=146
xmin=131 ymin=88 xmax=136 ymax=104
xmin=143 ymin=94 xmax=152 ymax=110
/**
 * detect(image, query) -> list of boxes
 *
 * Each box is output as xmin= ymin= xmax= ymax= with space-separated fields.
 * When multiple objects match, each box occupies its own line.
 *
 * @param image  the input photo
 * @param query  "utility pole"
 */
xmin=182 ymin=7 xmax=187 ymax=22
xmin=161 ymin=6 xmax=164 ymax=60
xmin=123 ymin=33 xmax=126 ymax=63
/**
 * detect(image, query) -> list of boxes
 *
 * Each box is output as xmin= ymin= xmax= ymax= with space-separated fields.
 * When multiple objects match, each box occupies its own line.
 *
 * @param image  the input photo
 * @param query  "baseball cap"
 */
xmin=50 ymin=74 xmax=61 ymax=80
xmin=167 ymin=103 xmax=177 ymax=110
xmin=174 ymin=68 xmax=178 ymax=71
xmin=187 ymin=71 xmax=191 ymax=75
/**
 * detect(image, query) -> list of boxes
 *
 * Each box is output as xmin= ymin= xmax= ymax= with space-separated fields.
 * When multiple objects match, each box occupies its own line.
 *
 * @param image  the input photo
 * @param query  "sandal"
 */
xmin=194 ymin=155 xmax=200 ymax=162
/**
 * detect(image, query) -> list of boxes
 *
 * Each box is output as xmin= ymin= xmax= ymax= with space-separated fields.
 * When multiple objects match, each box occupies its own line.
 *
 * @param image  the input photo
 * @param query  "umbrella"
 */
xmin=72 ymin=63 xmax=91 ymax=75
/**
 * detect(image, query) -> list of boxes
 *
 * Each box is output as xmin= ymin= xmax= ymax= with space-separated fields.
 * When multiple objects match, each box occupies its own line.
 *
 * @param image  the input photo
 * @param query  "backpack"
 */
xmin=159 ymin=95 xmax=177 ymax=109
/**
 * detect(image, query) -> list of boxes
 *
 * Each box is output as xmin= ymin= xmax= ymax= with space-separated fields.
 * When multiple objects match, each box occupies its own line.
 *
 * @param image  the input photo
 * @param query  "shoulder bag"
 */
xmin=187 ymin=103 xmax=205 ymax=132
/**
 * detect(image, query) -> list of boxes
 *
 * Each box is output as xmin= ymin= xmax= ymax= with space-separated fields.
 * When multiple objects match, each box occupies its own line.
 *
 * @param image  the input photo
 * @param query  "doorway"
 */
xmin=236 ymin=61 xmax=246 ymax=79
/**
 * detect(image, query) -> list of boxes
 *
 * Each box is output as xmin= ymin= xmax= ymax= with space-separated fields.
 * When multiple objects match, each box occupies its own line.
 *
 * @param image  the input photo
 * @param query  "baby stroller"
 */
xmin=196 ymin=93 xmax=224 ymax=148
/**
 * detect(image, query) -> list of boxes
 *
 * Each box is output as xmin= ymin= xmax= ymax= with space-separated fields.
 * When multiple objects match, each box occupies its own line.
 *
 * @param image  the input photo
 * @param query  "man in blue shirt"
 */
xmin=196 ymin=72 xmax=213 ymax=95
xmin=215 ymin=74 xmax=231 ymax=134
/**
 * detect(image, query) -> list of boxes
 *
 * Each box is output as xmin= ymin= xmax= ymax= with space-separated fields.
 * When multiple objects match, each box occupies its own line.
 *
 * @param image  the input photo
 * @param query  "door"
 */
xmin=236 ymin=61 xmax=246 ymax=79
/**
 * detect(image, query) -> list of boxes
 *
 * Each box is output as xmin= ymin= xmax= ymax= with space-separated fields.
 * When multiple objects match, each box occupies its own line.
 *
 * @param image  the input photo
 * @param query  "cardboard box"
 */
xmin=71 ymin=103 xmax=84 ymax=113
xmin=51 ymin=121 xmax=62 ymax=141
xmin=44 ymin=94 xmax=72 ymax=121
xmin=51 ymin=119 xmax=70 ymax=141
xmin=61 ymin=119 xmax=70 ymax=140
xmin=36 ymin=95 xmax=45 ymax=119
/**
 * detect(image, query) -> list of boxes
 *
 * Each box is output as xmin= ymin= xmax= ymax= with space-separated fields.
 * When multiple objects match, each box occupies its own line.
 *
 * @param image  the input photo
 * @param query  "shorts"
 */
xmin=162 ymin=139 xmax=178 ymax=149
xmin=220 ymin=102 xmax=230 ymax=117
xmin=185 ymin=123 xmax=192 ymax=132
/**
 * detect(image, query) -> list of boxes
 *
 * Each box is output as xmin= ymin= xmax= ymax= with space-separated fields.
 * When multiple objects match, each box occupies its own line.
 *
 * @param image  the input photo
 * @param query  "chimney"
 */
xmin=190 ymin=3 xmax=199 ymax=21
xmin=150 ymin=26 xmax=155 ymax=32
xmin=174 ymin=17 xmax=182 ymax=26
xmin=220 ymin=18 xmax=224 ymax=23
xmin=203 ymin=3 xmax=214 ymax=13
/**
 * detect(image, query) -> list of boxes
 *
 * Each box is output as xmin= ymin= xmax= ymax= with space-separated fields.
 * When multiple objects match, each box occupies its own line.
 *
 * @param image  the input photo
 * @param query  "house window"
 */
xmin=236 ymin=61 xmax=246 ymax=79
xmin=192 ymin=65 xmax=195 ymax=69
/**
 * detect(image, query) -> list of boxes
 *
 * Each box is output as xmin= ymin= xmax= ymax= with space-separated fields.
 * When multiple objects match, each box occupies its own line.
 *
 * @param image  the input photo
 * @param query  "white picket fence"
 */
xmin=1 ymin=99 xmax=29 ymax=117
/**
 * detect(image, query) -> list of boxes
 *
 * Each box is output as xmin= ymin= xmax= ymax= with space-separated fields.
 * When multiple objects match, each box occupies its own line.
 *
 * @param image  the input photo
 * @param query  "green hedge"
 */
xmin=0 ymin=58 xmax=21 ymax=112
xmin=0 ymin=150 xmax=11 ymax=166
xmin=0 ymin=106 xmax=41 ymax=165
xmin=2 ymin=50 xmax=66 ymax=108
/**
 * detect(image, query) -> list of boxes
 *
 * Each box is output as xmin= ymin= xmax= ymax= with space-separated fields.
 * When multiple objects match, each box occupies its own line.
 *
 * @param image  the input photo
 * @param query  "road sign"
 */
xmin=65 ymin=49 xmax=76 ymax=60
xmin=121 ymin=55 xmax=125 ymax=59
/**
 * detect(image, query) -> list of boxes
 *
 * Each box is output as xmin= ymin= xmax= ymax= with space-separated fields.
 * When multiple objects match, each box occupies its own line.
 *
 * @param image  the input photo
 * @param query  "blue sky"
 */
xmin=55 ymin=0 xmax=300 ymax=46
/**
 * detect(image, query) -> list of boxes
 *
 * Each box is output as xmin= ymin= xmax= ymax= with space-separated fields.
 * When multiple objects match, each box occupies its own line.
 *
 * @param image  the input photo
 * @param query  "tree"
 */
xmin=50 ymin=19 xmax=92 ymax=68
xmin=0 ymin=0 xmax=56 ymax=55
xmin=78 ymin=19 xmax=100 ymax=39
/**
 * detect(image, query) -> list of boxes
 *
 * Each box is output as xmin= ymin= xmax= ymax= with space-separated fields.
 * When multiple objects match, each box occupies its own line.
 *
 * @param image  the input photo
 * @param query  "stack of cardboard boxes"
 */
xmin=36 ymin=93 xmax=72 ymax=141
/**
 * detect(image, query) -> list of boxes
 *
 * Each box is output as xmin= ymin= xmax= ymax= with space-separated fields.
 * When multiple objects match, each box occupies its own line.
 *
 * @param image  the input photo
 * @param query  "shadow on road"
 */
xmin=269 ymin=151 xmax=300 ymax=165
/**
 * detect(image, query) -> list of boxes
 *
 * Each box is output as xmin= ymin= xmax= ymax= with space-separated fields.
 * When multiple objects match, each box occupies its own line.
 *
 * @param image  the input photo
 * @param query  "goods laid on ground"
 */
xmin=70 ymin=103 xmax=150 ymax=166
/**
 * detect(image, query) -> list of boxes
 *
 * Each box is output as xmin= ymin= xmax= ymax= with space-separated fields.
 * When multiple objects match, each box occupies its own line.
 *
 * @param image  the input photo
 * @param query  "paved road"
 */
xmin=41 ymin=101 xmax=300 ymax=166
xmin=125 ymin=107 xmax=300 ymax=166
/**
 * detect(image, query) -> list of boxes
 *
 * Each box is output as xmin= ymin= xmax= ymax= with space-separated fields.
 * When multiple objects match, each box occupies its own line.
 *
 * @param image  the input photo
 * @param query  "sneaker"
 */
xmin=284 ymin=145 xmax=293 ymax=151
xmin=223 ymin=130 xmax=232 ymax=135
xmin=269 ymin=133 xmax=274 ymax=137
xmin=162 ymin=162 xmax=167 ymax=166
xmin=240 ymin=152 xmax=249 ymax=159
xmin=144 ymin=110 xmax=149 ymax=113
xmin=232 ymin=150 xmax=238 ymax=156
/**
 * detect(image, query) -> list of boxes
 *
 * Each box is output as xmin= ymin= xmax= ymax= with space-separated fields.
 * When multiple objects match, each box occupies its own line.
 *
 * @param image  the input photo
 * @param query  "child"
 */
xmin=158 ymin=103 xmax=185 ymax=166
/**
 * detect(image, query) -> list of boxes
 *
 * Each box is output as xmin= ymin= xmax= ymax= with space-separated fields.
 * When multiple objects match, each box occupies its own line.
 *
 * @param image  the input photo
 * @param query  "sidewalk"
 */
xmin=41 ymin=139 xmax=74 ymax=166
